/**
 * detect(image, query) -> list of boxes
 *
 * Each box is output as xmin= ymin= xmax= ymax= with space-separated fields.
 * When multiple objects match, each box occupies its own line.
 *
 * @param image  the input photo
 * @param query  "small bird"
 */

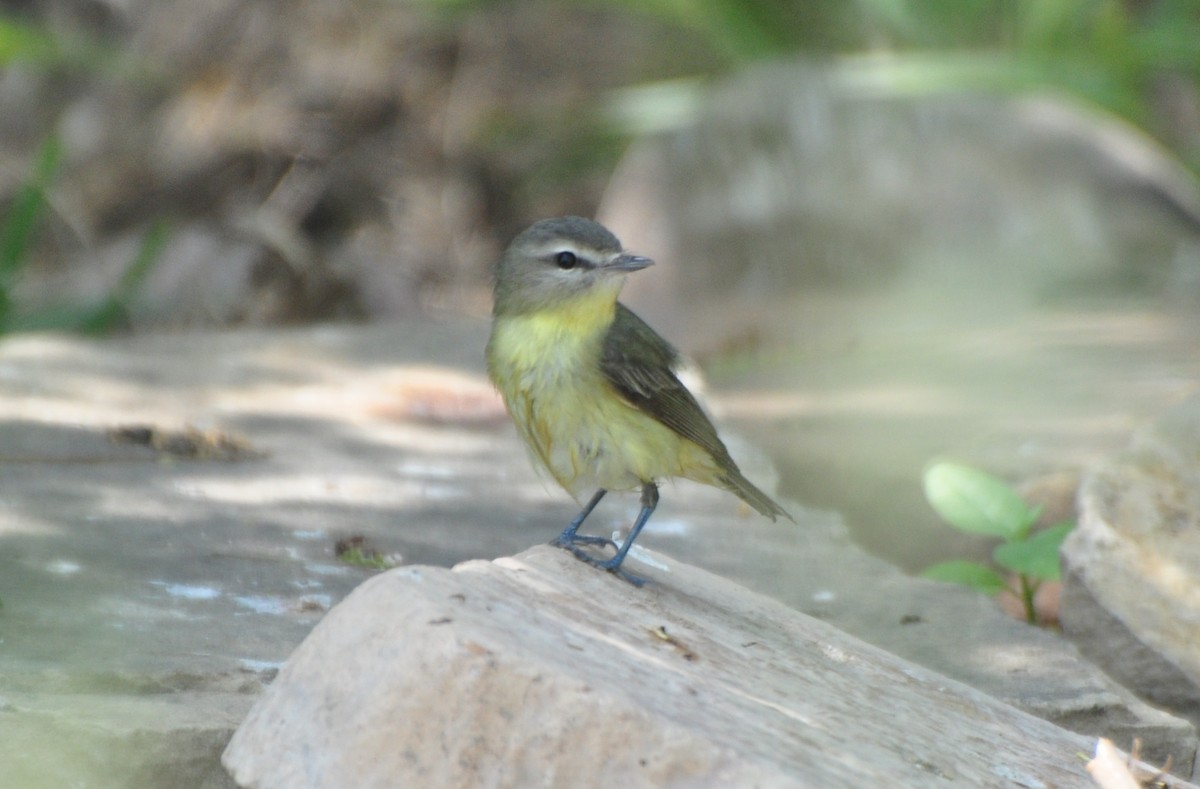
xmin=486 ymin=216 xmax=791 ymax=585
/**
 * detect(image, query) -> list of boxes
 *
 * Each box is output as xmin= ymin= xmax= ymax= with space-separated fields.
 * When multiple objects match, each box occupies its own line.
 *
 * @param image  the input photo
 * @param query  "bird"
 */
xmin=486 ymin=216 xmax=791 ymax=585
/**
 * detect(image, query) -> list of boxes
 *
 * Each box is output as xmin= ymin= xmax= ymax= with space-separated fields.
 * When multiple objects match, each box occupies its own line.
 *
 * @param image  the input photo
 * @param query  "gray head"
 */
xmin=493 ymin=216 xmax=653 ymax=315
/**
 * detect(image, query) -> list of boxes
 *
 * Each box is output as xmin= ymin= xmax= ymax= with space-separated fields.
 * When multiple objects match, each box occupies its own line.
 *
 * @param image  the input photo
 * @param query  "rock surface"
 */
xmin=604 ymin=63 xmax=1200 ymax=355
xmin=1063 ymin=393 xmax=1200 ymax=731
xmin=600 ymin=63 xmax=1200 ymax=573
xmin=731 ymin=512 xmax=1198 ymax=776
xmin=0 ymin=321 xmax=1195 ymax=785
xmin=223 ymin=545 xmax=1102 ymax=789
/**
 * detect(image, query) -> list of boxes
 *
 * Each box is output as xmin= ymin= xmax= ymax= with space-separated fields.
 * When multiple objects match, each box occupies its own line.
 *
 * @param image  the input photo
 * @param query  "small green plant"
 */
xmin=0 ymin=134 xmax=168 ymax=335
xmin=334 ymin=536 xmax=398 ymax=571
xmin=921 ymin=460 xmax=1073 ymax=624
xmin=336 ymin=545 xmax=396 ymax=571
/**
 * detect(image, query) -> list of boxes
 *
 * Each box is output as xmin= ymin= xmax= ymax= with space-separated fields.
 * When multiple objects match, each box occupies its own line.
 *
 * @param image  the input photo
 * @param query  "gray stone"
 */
xmin=659 ymin=490 xmax=1198 ymax=775
xmin=0 ymin=322 xmax=499 ymax=788
xmin=0 ymin=321 xmax=1194 ymax=783
xmin=603 ymin=63 xmax=1200 ymax=355
xmin=1063 ymin=393 xmax=1200 ymax=732
xmin=599 ymin=62 xmax=1200 ymax=575
xmin=223 ymin=545 xmax=1103 ymax=789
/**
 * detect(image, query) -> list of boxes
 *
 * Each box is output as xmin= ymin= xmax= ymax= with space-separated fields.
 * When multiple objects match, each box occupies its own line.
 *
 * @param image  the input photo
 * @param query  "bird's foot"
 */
xmin=552 ymin=540 xmax=646 ymax=587
xmin=551 ymin=532 xmax=617 ymax=551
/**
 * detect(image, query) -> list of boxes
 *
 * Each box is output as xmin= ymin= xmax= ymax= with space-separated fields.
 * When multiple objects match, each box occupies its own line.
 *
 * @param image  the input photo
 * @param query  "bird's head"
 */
xmin=493 ymin=216 xmax=653 ymax=316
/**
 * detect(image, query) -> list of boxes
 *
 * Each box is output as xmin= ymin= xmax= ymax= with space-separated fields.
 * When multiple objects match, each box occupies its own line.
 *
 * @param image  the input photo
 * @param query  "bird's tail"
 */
xmin=722 ymin=470 xmax=794 ymax=523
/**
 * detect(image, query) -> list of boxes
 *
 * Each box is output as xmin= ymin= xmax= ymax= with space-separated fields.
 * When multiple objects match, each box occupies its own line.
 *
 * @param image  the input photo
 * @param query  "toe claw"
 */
xmin=551 ymin=540 xmax=646 ymax=586
xmin=552 ymin=533 xmax=616 ymax=551
xmin=608 ymin=566 xmax=646 ymax=587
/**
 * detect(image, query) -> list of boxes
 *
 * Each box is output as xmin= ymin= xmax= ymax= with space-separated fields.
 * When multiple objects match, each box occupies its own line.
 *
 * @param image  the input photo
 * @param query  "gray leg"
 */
xmin=552 ymin=489 xmax=613 ymax=549
xmin=554 ymin=483 xmax=659 ymax=587
xmin=598 ymin=482 xmax=658 ymax=573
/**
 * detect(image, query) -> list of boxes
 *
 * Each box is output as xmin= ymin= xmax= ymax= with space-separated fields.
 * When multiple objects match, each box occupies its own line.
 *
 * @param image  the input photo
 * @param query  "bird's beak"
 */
xmin=603 ymin=253 xmax=654 ymax=273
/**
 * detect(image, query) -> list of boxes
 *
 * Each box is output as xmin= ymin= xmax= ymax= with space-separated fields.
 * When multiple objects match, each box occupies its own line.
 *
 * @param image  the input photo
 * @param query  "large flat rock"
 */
xmin=0 ymin=321 xmax=1194 ymax=784
xmin=224 ymin=545 xmax=1104 ymax=789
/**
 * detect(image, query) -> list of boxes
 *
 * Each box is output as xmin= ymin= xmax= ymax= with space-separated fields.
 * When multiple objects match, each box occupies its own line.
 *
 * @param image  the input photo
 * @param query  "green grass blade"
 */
xmin=78 ymin=220 xmax=170 ymax=334
xmin=0 ymin=135 xmax=62 ymax=330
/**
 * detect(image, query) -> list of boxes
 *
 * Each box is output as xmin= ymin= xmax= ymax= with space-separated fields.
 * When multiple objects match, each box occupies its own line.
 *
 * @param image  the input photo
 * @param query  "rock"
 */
xmin=602 ymin=62 xmax=1200 ymax=356
xmin=599 ymin=61 xmax=1200 ymax=575
xmin=223 ymin=545 xmax=1107 ymax=789
xmin=0 ymin=321 xmax=1194 ymax=784
xmin=1063 ymin=393 xmax=1200 ymax=732
xmin=0 ymin=322 xmax=501 ymax=788
xmin=683 ymin=499 xmax=1198 ymax=776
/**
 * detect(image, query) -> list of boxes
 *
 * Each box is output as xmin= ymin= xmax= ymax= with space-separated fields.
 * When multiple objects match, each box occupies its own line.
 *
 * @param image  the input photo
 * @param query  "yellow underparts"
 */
xmin=487 ymin=291 xmax=722 ymax=499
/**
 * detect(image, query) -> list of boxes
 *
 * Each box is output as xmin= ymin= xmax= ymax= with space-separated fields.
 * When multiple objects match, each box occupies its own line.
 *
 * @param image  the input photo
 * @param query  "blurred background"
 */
xmin=4 ymin=0 xmax=1200 ymax=570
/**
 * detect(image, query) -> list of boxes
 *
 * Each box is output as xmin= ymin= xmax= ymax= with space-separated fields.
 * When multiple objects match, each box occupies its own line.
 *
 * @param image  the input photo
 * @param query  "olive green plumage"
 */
xmin=600 ymin=303 xmax=790 ymax=521
xmin=487 ymin=216 xmax=792 ymax=583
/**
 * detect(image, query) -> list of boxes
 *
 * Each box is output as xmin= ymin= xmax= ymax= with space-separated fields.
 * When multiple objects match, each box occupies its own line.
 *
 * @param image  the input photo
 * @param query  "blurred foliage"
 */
xmin=0 ymin=15 xmax=62 ymax=64
xmin=0 ymin=134 xmax=167 ymax=335
xmin=0 ymin=13 xmax=163 ymax=336
xmin=3 ymin=0 xmax=1199 ymax=333
xmin=585 ymin=0 xmax=1200 ymax=167
xmin=0 ymin=135 xmax=61 ymax=323
xmin=52 ymin=220 xmax=169 ymax=335
xmin=0 ymin=13 xmax=118 ymax=70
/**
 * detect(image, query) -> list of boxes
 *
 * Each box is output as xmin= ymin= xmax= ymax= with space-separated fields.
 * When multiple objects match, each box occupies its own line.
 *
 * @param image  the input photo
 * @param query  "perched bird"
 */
xmin=486 ymin=216 xmax=791 ymax=584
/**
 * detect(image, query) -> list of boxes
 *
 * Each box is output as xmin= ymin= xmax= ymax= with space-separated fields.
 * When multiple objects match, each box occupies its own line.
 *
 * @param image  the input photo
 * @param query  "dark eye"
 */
xmin=555 ymin=251 xmax=577 ymax=270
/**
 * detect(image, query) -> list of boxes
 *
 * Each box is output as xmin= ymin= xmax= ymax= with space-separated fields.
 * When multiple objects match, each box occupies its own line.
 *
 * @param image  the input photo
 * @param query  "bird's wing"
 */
xmin=600 ymin=303 xmax=793 ymax=522
xmin=599 ymin=304 xmax=734 ymax=467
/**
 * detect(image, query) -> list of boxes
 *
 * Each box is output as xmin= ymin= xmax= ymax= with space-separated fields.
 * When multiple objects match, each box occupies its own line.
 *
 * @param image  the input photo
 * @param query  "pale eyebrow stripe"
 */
xmin=530 ymin=242 xmax=587 ymax=259
xmin=530 ymin=243 xmax=620 ymax=269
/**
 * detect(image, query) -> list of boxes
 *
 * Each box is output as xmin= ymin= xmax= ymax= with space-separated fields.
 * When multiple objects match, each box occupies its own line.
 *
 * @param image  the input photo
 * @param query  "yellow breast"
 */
xmin=487 ymin=295 xmax=718 ymax=498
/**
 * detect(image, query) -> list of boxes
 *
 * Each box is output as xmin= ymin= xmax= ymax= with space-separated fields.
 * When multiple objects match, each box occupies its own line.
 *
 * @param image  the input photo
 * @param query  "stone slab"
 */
xmin=0 ymin=321 xmax=1194 ymax=783
xmin=224 ymin=545 xmax=1105 ymax=789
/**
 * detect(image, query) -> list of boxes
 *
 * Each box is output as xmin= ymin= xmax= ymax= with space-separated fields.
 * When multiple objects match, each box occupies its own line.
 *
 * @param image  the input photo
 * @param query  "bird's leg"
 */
xmin=552 ymin=489 xmax=613 ymax=549
xmin=567 ymin=482 xmax=656 ymax=586
xmin=599 ymin=482 xmax=658 ymax=571
xmin=554 ymin=484 xmax=658 ymax=586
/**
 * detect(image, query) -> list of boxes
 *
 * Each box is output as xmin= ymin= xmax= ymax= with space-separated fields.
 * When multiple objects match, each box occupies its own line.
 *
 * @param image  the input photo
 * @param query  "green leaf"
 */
xmin=993 ymin=522 xmax=1074 ymax=581
xmin=922 ymin=560 xmax=1007 ymax=595
xmin=923 ymin=461 xmax=1040 ymax=540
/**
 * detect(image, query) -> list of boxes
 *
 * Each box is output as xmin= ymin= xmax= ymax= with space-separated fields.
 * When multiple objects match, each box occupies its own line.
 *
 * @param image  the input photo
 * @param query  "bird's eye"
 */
xmin=555 ymin=251 xmax=578 ymax=270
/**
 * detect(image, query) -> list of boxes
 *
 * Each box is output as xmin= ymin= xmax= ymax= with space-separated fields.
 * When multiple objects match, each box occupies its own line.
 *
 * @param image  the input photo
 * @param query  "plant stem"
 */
xmin=1018 ymin=574 xmax=1037 ymax=624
